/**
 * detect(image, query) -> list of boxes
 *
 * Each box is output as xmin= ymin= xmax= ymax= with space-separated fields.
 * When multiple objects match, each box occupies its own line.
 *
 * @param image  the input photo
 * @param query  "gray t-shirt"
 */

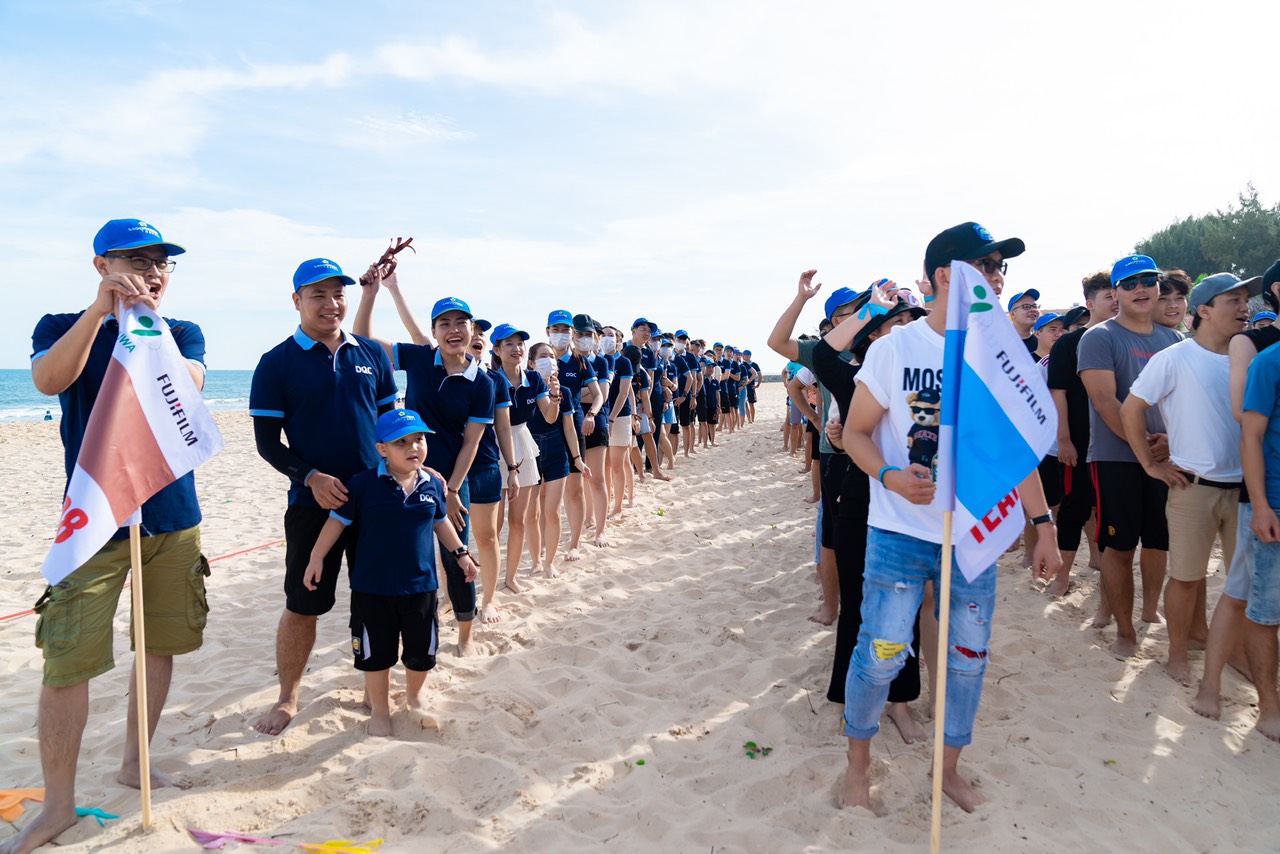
xmin=1076 ymin=318 xmax=1183 ymax=463
xmin=796 ymin=338 xmax=853 ymax=455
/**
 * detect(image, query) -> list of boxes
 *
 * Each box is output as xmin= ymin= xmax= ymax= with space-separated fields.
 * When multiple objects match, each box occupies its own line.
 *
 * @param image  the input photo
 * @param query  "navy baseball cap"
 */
xmin=377 ymin=409 xmax=434 ymax=442
xmin=923 ymin=222 xmax=1025 ymax=281
xmin=548 ymin=309 xmax=573 ymax=327
xmin=1032 ymin=312 xmax=1062 ymax=332
xmin=93 ymin=218 xmax=186 ymax=257
xmin=1110 ymin=255 xmax=1159 ymax=286
xmin=293 ymin=258 xmax=356 ymax=291
xmin=713 ymin=342 xmax=722 ymax=348
xmin=824 ymin=286 xmax=860 ymax=320
xmin=1006 ymin=289 xmax=1040 ymax=312
xmin=573 ymin=313 xmax=602 ymax=334
xmin=490 ymin=323 xmax=529 ymax=343
xmin=743 ymin=349 xmax=752 ymax=355
xmin=431 ymin=296 xmax=473 ymax=321
xmin=473 ymin=318 xmax=493 ymax=332
xmin=1189 ymin=272 xmax=1263 ymax=311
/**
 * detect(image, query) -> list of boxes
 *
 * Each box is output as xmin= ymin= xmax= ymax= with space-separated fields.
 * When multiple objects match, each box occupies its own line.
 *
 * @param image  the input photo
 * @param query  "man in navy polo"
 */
xmin=743 ymin=349 xmax=761 ymax=424
xmin=249 ymin=258 xmax=398 ymax=736
xmin=624 ymin=318 xmax=669 ymax=480
xmin=16 ymin=219 xmax=208 ymax=853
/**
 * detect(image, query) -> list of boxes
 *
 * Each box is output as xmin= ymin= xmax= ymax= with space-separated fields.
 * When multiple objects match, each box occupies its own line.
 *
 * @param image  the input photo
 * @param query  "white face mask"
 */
xmin=675 ymin=342 xmax=686 ymax=352
xmin=534 ymin=356 xmax=557 ymax=380
xmin=601 ymin=335 xmax=617 ymax=354
xmin=549 ymin=332 xmax=571 ymax=349
xmin=574 ymin=335 xmax=594 ymax=352
xmin=660 ymin=346 xmax=674 ymax=358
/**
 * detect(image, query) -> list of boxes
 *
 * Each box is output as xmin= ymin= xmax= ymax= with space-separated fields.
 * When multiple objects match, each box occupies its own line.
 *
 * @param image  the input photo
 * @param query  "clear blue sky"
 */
xmin=4 ymin=0 xmax=1276 ymax=370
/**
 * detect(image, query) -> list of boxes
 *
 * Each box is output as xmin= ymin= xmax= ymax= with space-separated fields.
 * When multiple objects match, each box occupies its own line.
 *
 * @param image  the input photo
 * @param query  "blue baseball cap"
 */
xmin=473 ymin=318 xmax=492 ymax=333
xmin=293 ymin=258 xmax=356 ymax=291
xmin=675 ymin=329 xmax=689 ymax=338
xmin=631 ymin=317 xmax=656 ymax=331
xmin=713 ymin=342 xmax=722 ymax=348
xmin=1032 ymin=312 xmax=1062 ymax=332
xmin=548 ymin=309 xmax=573 ymax=327
xmin=431 ymin=296 xmax=473 ymax=321
xmin=490 ymin=323 xmax=529 ymax=343
xmin=743 ymin=349 xmax=752 ymax=355
xmin=824 ymin=287 xmax=860 ymax=320
xmin=1111 ymin=255 xmax=1159 ymax=286
xmin=650 ymin=326 xmax=663 ymax=336
xmin=1254 ymin=311 xmax=1277 ymax=323
xmin=376 ymin=408 xmax=434 ymax=443
xmin=1006 ymin=289 xmax=1040 ymax=312
xmin=94 ymin=218 xmax=185 ymax=257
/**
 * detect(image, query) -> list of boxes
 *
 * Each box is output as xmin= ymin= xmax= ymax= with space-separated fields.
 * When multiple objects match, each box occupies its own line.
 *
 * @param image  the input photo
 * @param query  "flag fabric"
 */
xmin=937 ymin=261 xmax=1057 ymax=580
xmin=41 ymin=303 xmax=224 ymax=585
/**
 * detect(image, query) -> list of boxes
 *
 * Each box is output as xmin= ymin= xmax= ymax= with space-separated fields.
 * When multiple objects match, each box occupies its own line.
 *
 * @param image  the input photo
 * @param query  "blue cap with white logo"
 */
xmin=1006 ymin=289 xmax=1040 ymax=312
xmin=376 ymin=408 xmax=435 ymax=443
xmin=1032 ymin=312 xmax=1061 ymax=332
xmin=1110 ymin=255 xmax=1159 ymax=286
xmin=94 ymin=218 xmax=185 ymax=257
xmin=548 ymin=309 xmax=573 ymax=327
xmin=490 ymin=323 xmax=529 ymax=343
xmin=824 ymin=287 xmax=860 ymax=320
xmin=293 ymin=258 xmax=356 ymax=291
xmin=431 ymin=297 xmax=473 ymax=321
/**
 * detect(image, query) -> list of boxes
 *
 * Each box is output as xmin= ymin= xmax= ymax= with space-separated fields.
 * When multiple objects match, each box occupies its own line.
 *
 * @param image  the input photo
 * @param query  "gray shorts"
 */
xmin=1223 ymin=504 xmax=1253 ymax=602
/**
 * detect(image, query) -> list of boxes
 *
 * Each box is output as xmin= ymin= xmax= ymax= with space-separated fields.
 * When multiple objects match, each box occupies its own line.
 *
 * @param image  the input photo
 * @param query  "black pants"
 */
xmin=827 ymin=457 xmax=921 ymax=704
xmin=1057 ymin=459 xmax=1095 ymax=552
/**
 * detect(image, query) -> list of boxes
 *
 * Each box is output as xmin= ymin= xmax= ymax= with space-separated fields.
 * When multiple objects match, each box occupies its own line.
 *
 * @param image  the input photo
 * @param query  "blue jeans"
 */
xmin=842 ymin=527 xmax=997 ymax=747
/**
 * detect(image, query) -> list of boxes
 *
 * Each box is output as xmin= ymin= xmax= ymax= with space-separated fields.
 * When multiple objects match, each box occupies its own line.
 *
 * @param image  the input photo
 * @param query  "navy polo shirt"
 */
xmin=557 ymin=352 xmax=597 ymax=415
xmin=33 ymin=312 xmax=207 ymax=540
xmin=749 ymin=361 xmax=762 ymax=383
xmin=477 ymin=367 xmax=512 ymax=465
xmin=591 ymin=353 xmax=614 ymax=420
xmin=250 ymin=328 xmax=397 ymax=508
xmin=331 ymin=461 xmax=446 ymax=596
xmin=394 ymin=344 xmax=495 ymax=478
xmin=527 ymin=382 xmax=572 ymax=435
xmin=508 ymin=369 xmax=549 ymax=426
xmin=640 ymin=346 xmax=657 ymax=374
xmin=607 ymin=353 xmax=634 ymax=417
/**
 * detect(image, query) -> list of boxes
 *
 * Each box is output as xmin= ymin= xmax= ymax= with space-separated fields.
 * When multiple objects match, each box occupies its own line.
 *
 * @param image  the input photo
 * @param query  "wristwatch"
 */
xmin=1030 ymin=513 xmax=1054 ymax=526
xmin=450 ymin=546 xmax=471 ymax=559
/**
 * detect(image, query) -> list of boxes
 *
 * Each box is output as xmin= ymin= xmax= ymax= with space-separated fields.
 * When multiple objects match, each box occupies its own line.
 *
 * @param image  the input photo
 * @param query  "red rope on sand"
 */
xmin=0 ymin=538 xmax=285 ymax=624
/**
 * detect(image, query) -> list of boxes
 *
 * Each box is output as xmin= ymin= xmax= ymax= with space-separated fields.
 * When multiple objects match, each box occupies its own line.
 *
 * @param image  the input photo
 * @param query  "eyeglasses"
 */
xmin=1016 ymin=303 xmax=1040 ymax=312
xmin=968 ymin=258 xmax=1008 ymax=276
xmin=109 ymin=254 xmax=176 ymax=273
xmin=1117 ymin=274 xmax=1159 ymax=291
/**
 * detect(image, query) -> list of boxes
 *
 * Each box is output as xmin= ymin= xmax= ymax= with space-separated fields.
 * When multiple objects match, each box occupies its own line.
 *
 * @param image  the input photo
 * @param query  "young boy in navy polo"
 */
xmin=304 ymin=409 xmax=477 ymax=737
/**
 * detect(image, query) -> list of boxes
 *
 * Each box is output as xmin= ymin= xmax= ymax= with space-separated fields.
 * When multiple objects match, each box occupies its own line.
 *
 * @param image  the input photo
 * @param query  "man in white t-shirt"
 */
xmin=840 ymin=222 xmax=1061 ymax=813
xmin=1121 ymin=272 xmax=1258 ymax=686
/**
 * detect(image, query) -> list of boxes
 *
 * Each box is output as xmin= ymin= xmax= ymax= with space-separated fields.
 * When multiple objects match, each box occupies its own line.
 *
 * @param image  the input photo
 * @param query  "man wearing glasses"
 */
xmin=1078 ymin=255 xmax=1183 ymax=658
xmin=1007 ymin=289 xmax=1041 ymax=354
xmin=16 ymin=219 xmax=208 ymax=853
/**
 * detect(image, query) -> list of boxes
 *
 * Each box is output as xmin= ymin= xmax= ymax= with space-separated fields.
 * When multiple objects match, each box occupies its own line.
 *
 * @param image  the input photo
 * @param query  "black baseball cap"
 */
xmin=573 ymin=313 xmax=602 ymax=334
xmin=924 ymin=222 xmax=1025 ymax=282
xmin=1061 ymin=306 xmax=1088 ymax=328
xmin=851 ymin=299 xmax=927 ymax=357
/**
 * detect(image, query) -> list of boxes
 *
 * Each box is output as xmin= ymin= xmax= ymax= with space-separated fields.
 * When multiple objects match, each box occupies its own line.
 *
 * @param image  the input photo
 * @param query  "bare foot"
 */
xmin=252 ymin=701 xmax=296 ymax=736
xmin=1109 ymin=637 xmax=1138 ymax=659
xmin=886 ymin=703 xmax=925 ymax=744
xmin=1088 ymin=559 xmax=1103 ymax=571
xmin=653 ymin=470 xmax=672 ymax=482
xmin=1141 ymin=610 xmax=1164 ymax=625
xmin=1188 ymin=635 xmax=1208 ymax=651
xmin=838 ymin=761 xmax=872 ymax=810
xmin=405 ymin=706 xmax=441 ymax=731
xmin=808 ymin=604 xmax=837 ymax=626
xmin=117 ymin=763 xmax=191 ymax=790
xmin=543 ymin=562 xmax=560 ymax=579
xmin=804 ymin=495 xmax=820 ymax=505
xmin=565 ymin=548 xmax=583 ymax=562
xmin=1048 ymin=575 xmax=1070 ymax=597
xmin=1091 ymin=610 xmax=1113 ymax=630
xmin=1190 ymin=684 xmax=1221 ymax=720
xmin=368 ymin=710 xmax=393 ymax=737
xmin=942 ymin=769 xmax=985 ymax=813
xmin=456 ymin=639 xmax=478 ymax=658
xmin=479 ymin=603 xmax=501 ymax=624
xmin=0 ymin=803 xmax=78 ymax=854
xmin=1163 ymin=659 xmax=1192 ymax=687
xmin=1255 ymin=711 xmax=1280 ymax=743
xmin=594 ymin=532 xmax=610 ymax=548
xmin=503 ymin=577 xmax=524 ymax=594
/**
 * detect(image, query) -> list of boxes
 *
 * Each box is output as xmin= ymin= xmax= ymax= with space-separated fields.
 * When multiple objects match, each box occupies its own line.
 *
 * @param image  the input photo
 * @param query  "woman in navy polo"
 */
xmin=355 ymin=277 xmax=494 ymax=656
xmin=601 ymin=324 xmax=635 ymax=520
xmin=524 ymin=341 xmax=586 ymax=578
xmin=547 ymin=310 xmax=601 ymax=563
xmin=576 ymin=317 xmax=613 ymax=548
xmin=492 ymin=324 xmax=561 ymax=590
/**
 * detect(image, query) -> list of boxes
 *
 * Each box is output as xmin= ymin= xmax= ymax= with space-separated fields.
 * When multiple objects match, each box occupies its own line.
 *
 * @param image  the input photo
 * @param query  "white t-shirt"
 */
xmin=794 ymin=366 xmax=816 ymax=386
xmin=856 ymin=319 xmax=946 ymax=543
xmin=1128 ymin=338 xmax=1241 ymax=480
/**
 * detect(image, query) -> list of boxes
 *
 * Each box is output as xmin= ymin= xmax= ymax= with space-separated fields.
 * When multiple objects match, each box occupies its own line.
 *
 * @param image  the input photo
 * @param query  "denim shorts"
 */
xmin=467 ymin=459 xmax=503 ymax=505
xmin=843 ymin=527 xmax=997 ymax=747
xmin=532 ymin=427 xmax=570 ymax=483
xmin=1223 ymin=504 xmax=1253 ymax=601
xmin=1247 ymin=520 xmax=1280 ymax=625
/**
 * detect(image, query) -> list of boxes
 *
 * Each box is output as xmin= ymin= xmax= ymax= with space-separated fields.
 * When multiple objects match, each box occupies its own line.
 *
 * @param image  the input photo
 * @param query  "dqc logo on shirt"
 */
xmin=354 ymin=365 xmax=373 ymax=376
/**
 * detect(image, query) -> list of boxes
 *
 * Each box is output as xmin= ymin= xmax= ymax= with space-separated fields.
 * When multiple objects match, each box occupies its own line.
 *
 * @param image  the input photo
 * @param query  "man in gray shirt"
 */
xmin=1078 ymin=254 xmax=1183 ymax=658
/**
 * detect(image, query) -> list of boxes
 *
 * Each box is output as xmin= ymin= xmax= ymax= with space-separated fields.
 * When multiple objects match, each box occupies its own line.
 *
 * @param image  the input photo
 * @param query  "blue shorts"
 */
xmin=467 ymin=460 xmax=503 ymax=505
xmin=788 ymin=400 xmax=804 ymax=426
xmin=1247 ymin=521 xmax=1280 ymax=625
xmin=662 ymin=403 xmax=677 ymax=425
xmin=532 ymin=428 xmax=570 ymax=483
xmin=736 ymin=387 xmax=748 ymax=414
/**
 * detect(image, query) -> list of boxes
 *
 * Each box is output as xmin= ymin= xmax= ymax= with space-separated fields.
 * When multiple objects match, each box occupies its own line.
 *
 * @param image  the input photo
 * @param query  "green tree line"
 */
xmin=1134 ymin=183 xmax=1280 ymax=279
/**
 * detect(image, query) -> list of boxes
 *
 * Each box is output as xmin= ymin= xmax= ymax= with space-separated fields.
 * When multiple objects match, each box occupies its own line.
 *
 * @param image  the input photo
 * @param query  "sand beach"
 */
xmin=0 ymin=386 xmax=1275 ymax=853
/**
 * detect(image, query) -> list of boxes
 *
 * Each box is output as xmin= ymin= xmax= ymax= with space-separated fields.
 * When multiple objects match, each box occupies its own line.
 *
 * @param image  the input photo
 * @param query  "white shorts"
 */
xmin=502 ymin=423 xmax=542 ymax=488
xmin=608 ymin=415 xmax=633 ymax=447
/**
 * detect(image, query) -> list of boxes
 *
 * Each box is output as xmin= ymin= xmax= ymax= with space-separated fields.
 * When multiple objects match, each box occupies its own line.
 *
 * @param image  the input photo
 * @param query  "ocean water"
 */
xmin=0 ymin=369 xmax=408 ymax=422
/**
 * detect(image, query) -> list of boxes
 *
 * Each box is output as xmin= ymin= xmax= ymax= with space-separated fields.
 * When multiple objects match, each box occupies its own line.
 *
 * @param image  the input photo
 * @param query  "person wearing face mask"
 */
xmin=491 ymin=325 xmax=561 ymax=592
xmin=658 ymin=335 xmax=680 ymax=468
xmin=576 ymin=315 xmax=613 ymax=548
xmin=674 ymin=333 xmax=699 ymax=458
xmin=601 ymin=325 xmax=636 ymax=518
xmin=623 ymin=319 xmax=669 ymax=481
xmin=355 ymin=277 xmax=495 ymax=658
xmin=553 ymin=311 xmax=602 ymax=563
xmin=523 ymin=341 xmax=587 ymax=578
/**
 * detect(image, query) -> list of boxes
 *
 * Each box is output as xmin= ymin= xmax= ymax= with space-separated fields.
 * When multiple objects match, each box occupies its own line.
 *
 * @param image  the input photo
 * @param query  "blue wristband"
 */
xmin=878 ymin=465 xmax=901 ymax=485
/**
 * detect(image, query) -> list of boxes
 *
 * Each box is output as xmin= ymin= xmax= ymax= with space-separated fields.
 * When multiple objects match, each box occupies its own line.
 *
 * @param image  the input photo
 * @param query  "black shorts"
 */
xmin=350 ymin=590 xmax=438 ymax=672
xmin=1037 ymin=455 xmax=1062 ymax=508
xmin=284 ymin=503 xmax=356 ymax=616
xmin=677 ymin=398 xmax=693 ymax=427
xmin=669 ymin=422 xmax=679 ymax=436
xmin=720 ymin=391 xmax=733 ymax=413
xmin=747 ymin=386 xmax=757 ymax=404
xmin=695 ymin=396 xmax=709 ymax=422
xmin=584 ymin=424 xmax=609 ymax=450
xmin=706 ymin=404 xmax=719 ymax=424
xmin=1091 ymin=460 xmax=1169 ymax=552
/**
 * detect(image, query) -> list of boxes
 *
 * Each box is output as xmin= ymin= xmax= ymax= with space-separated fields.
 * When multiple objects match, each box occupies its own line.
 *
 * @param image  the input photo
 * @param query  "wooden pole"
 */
xmin=929 ymin=511 xmax=954 ymax=854
xmin=129 ymin=523 xmax=153 ymax=830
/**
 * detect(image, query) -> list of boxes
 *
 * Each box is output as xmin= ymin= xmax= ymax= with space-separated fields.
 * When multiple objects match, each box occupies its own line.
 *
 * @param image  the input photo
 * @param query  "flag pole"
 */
xmin=929 ymin=510 xmax=954 ymax=854
xmin=129 ymin=522 xmax=154 ymax=830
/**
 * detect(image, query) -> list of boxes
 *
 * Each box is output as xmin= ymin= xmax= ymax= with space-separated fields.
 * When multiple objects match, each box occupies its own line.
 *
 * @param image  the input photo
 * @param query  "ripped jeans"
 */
xmin=842 ymin=527 xmax=997 ymax=748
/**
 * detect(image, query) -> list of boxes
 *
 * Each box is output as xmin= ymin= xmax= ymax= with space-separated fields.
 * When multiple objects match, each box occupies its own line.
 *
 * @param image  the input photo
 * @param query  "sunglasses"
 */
xmin=968 ymin=258 xmax=1008 ymax=276
xmin=1117 ymin=274 xmax=1159 ymax=291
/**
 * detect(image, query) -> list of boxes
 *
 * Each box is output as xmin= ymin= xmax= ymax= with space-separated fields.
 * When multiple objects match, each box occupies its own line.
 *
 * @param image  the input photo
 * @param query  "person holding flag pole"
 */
xmin=839 ymin=222 xmax=1060 ymax=834
xmin=7 ymin=219 xmax=223 ymax=854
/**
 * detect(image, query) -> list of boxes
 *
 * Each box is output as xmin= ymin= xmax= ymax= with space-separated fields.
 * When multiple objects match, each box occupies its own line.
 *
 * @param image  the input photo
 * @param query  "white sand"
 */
xmin=0 ymin=386 xmax=1275 ymax=852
